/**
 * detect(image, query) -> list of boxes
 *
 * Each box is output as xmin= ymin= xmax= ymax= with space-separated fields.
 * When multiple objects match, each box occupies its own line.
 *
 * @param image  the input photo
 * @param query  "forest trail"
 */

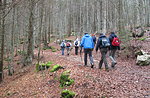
xmin=0 ymin=36 xmax=150 ymax=98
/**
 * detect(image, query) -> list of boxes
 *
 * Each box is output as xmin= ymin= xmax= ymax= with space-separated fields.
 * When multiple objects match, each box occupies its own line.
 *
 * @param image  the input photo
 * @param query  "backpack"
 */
xmin=66 ymin=42 xmax=70 ymax=47
xmin=112 ymin=37 xmax=120 ymax=46
xmin=75 ymin=41 xmax=78 ymax=46
xmin=92 ymin=36 xmax=96 ymax=44
xmin=61 ymin=42 xmax=65 ymax=48
xmin=101 ymin=37 xmax=110 ymax=47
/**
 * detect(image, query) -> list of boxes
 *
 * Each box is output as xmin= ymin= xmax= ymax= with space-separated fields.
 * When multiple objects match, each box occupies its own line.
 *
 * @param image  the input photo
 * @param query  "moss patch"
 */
xmin=61 ymin=89 xmax=75 ymax=98
xmin=138 ymin=37 xmax=147 ymax=41
xmin=60 ymin=70 xmax=74 ymax=87
xmin=36 ymin=61 xmax=53 ymax=71
xmin=51 ymin=46 xmax=57 ymax=52
xmin=50 ymin=64 xmax=63 ymax=72
xmin=43 ymin=46 xmax=51 ymax=50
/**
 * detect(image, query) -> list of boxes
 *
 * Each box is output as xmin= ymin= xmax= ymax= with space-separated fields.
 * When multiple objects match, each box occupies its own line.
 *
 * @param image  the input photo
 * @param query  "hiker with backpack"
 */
xmin=60 ymin=40 xmax=66 ymax=55
xmin=66 ymin=41 xmax=72 ymax=55
xmin=109 ymin=32 xmax=120 ymax=68
xmin=74 ymin=38 xmax=80 ymax=55
xmin=96 ymin=33 xmax=110 ymax=71
xmin=91 ymin=33 xmax=97 ymax=47
xmin=80 ymin=33 xmax=94 ymax=68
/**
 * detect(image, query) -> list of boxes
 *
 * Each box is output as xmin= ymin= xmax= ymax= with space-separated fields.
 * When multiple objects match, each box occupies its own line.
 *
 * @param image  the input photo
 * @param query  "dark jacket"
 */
xmin=92 ymin=36 xmax=96 ymax=44
xmin=109 ymin=33 xmax=120 ymax=50
xmin=96 ymin=35 xmax=108 ymax=51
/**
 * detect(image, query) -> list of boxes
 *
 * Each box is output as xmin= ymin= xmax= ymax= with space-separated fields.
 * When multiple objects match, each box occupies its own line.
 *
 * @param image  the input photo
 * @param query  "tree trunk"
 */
xmin=0 ymin=0 xmax=6 ymax=82
xmin=24 ymin=0 xmax=34 ymax=66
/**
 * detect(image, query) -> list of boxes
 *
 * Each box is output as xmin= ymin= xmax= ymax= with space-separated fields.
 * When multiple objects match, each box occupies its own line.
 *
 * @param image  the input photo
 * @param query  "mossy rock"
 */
xmin=50 ymin=64 xmax=63 ymax=72
xmin=46 ymin=61 xmax=53 ymax=68
xmin=138 ymin=37 xmax=147 ymax=41
xmin=136 ymin=55 xmax=150 ymax=66
xmin=36 ymin=64 xmax=41 ymax=71
xmin=137 ymin=61 xmax=150 ymax=66
xmin=52 ymin=49 xmax=57 ymax=52
xmin=51 ymin=46 xmax=57 ymax=52
xmin=46 ymin=62 xmax=53 ymax=68
xmin=60 ymin=70 xmax=74 ymax=87
xmin=36 ymin=61 xmax=53 ymax=71
xmin=43 ymin=46 xmax=52 ymax=50
xmin=135 ymin=50 xmax=143 ymax=57
xmin=61 ymin=90 xmax=75 ymax=98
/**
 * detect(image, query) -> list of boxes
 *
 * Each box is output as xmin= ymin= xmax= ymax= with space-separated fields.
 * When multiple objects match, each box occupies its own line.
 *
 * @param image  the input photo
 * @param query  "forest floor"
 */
xmin=0 ymin=32 xmax=150 ymax=98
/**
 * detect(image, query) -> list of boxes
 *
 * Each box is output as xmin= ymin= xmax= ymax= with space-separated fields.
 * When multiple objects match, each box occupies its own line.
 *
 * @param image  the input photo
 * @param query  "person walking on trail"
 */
xmin=74 ymin=38 xmax=80 ymax=55
xmin=80 ymin=33 xmax=94 ymax=68
xmin=66 ymin=41 xmax=72 ymax=55
xmin=60 ymin=40 xmax=66 ymax=55
xmin=91 ymin=33 xmax=97 ymax=47
xmin=109 ymin=32 xmax=120 ymax=68
xmin=96 ymin=33 xmax=110 ymax=71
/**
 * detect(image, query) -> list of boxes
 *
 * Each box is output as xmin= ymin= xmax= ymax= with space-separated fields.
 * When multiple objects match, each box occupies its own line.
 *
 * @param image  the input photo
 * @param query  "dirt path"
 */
xmin=0 ymin=40 xmax=150 ymax=98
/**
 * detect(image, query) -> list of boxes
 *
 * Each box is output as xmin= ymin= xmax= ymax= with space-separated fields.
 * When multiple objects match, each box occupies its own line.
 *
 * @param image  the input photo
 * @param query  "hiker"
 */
xmin=74 ymin=38 xmax=80 ymax=55
xmin=80 ymin=33 xmax=94 ymax=68
xmin=91 ymin=33 xmax=97 ymax=47
xmin=66 ymin=41 xmax=72 ymax=55
xmin=96 ymin=33 xmax=110 ymax=71
xmin=109 ymin=32 xmax=120 ymax=68
xmin=60 ymin=40 xmax=66 ymax=55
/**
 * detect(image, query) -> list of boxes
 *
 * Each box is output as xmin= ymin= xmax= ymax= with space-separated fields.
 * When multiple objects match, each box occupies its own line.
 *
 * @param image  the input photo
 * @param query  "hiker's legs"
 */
xmin=88 ymin=50 xmax=94 ymax=65
xmin=66 ymin=47 xmax=69 ymax=55
xmin=84 ymin=49 xmax=88 ymax=66
xmin=68 ymin=47 xmax=71 ymax=55
xmin=61 ymin=48 xmax=65 ymax=55
xmin=109 ymin=49 xmax=117 ymax=67
xmin=100 ymin=49 xmax=108 ymax=69
xmin=75 ymin=47 xmax=78 ymax=55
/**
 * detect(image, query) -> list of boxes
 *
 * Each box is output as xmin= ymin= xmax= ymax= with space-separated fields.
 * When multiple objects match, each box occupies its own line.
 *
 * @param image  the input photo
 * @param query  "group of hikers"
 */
xmin=60 ymin=32 xmax=120 ymax=71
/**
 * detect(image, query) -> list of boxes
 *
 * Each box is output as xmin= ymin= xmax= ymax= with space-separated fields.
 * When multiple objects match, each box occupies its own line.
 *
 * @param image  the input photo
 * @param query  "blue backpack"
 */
xmin=101 ymin=37 xmax=110 ymax=47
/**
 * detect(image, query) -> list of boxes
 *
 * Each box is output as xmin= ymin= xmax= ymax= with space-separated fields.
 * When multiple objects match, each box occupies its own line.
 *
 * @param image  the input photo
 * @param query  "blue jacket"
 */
xmin=80 ymin=34 xmax=94 ymax=49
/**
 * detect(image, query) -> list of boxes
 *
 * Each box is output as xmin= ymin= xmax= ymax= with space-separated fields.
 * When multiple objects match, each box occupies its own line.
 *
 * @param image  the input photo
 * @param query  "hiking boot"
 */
xmin=105 ymin=68 xmax=109 ymax=72
xmin=111 ymin=65 xmax=115 ymax=68
xmin=99 ymin=66 xmax=102 ymax=69
xmin=111 ymin=62 xmax=117 ymax=68
xmin=99 ymin=65 xmax=102 ymax=69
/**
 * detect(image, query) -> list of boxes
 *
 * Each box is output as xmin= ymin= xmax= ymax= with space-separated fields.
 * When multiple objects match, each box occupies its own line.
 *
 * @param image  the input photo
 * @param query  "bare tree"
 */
xmin=0 ymin=0 xmax=6 ymax=82
xmin=24 ymin=0 xmax=35 ymax=66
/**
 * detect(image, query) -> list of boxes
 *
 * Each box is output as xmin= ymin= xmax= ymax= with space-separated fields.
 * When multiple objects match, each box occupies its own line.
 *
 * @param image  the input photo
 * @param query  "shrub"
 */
xmin=50 ymin=64 xmax=63 ymax=72
xmin=60 ymin=70 xmax=74 ymax=87
xmin=61 ymin=90 xmax=75 ymax=98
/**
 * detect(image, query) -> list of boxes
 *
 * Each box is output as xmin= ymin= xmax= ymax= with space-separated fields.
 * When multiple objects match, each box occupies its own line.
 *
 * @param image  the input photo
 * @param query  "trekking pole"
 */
xmin=80 ymin=47 xmax=83 ymax=65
